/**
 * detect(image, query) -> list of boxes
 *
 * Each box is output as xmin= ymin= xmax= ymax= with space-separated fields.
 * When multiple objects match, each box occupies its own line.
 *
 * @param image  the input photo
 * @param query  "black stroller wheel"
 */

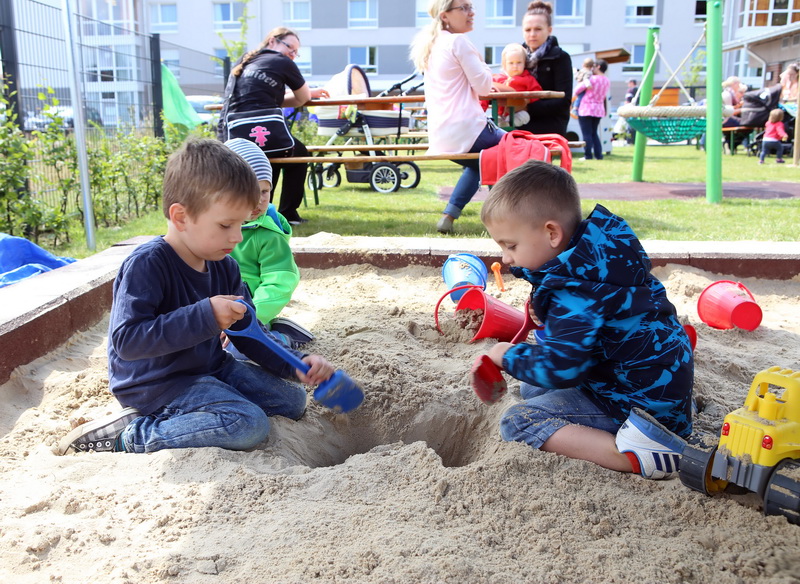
xmin=396 ymin=161 xmax=421 ymax=190
xmin=369 ymin=163 xmax=400 ymax=193
xmin=307 ymin=165 xmax=342 ymax=190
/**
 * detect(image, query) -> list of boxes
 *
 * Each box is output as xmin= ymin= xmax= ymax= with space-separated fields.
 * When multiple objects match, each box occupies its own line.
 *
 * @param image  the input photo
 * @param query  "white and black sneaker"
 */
xmin=615 ymin=408 xmax=686 ymax=480
xmin=57 ymin=407 xmax=140 ymax=455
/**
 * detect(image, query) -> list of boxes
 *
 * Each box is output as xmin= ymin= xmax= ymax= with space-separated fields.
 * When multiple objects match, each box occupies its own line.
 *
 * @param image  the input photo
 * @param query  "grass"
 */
xmin=52 ymin=143 xmax=800 ymax=259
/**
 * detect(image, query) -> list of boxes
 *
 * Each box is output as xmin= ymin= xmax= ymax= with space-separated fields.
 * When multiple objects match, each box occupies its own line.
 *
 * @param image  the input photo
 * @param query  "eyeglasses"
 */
xmin=277 ymin=38 xmax=299 ymax=58
xmin=448 ymin=3 xmax=474 ymax=13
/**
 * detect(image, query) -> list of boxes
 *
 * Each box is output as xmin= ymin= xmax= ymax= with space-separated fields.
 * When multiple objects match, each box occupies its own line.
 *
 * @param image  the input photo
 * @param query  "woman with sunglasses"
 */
xmin=411 ymin=0 xmax=505 ymax=234
xmin=218 ymin=27 xmax=327 ymax=225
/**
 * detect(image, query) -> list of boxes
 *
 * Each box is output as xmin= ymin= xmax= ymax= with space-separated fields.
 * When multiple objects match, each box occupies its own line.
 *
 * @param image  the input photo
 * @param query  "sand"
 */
xmin=1 ymin=263 xmax=800 ymax=583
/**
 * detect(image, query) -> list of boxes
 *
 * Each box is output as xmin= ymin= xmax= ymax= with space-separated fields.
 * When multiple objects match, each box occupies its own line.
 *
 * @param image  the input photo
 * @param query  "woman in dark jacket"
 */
xmin=218 ymin=27 xmax=326 ymax=225
xmin=518 ymin=1 xmax=573 ymax=137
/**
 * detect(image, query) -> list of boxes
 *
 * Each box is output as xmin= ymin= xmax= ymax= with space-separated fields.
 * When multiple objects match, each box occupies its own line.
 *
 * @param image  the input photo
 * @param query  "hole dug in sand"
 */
xmin=272 ymin=391 xmax=502 ymax=469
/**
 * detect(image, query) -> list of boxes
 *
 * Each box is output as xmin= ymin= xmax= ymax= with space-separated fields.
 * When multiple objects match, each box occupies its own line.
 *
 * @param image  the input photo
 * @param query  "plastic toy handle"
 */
xmin=434 ymin=284 xmax=483 ymax=335
xmin=225 ymin=300 xmax=310 ymax=375
xmin=491 ymin=262 xmax=505 ymax=292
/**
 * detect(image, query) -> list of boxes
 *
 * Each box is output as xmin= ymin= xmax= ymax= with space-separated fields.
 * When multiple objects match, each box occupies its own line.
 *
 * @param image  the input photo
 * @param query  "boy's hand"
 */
xmin=487 ymin=342 xmax=513 ymax=368
xmin=297 ymin=355 xmax=335 ymax=385
xmin=210 ymin=295 xmax=246 ymax=330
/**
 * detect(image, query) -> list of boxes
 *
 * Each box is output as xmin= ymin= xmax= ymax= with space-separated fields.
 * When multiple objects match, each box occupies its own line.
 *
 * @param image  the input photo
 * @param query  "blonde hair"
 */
xmin=502 ymin=43 xmax=527 ymax=67
xmin=233 ymin=27 xmax=299 ymax=77
xmin=162 ymin=138 xmax=260 ymax=219
xmin=481 ymin=160 xmax=582 ymax=234
xmin=410 ymin=0 xmax=456 ymax=72
xmin=769 ymin=108 xmax=785 ymax=123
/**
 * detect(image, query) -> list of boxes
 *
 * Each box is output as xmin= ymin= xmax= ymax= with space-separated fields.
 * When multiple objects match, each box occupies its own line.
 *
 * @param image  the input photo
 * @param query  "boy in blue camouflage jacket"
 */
xmin=480 ymin=160 xmax=693 ymax=480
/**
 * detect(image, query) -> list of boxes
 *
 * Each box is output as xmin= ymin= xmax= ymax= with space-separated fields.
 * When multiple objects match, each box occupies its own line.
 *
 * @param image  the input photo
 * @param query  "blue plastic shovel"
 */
xmin=225 ymin=300 xmax=364 ymax=413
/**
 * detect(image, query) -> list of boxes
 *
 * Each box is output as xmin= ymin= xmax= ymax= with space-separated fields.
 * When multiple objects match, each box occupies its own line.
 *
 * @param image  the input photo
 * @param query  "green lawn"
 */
xmin=55 ymin=144 xmax=800 ymax=259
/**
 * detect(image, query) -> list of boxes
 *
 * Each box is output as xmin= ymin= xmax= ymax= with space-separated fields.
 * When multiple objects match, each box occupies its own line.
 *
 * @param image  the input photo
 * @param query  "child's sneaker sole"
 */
xmin=57 ymin=407 xmax=140 ymax=455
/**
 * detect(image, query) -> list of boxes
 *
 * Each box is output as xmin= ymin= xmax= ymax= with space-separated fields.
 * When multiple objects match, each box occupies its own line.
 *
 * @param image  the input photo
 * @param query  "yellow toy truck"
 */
xmin=680 ymin=366 xmax=800 ymax=524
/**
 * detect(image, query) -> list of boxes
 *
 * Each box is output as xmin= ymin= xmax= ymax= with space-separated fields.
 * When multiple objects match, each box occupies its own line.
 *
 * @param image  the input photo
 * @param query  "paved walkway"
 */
xmin=440 ymin=181 xmax=800 ymax=202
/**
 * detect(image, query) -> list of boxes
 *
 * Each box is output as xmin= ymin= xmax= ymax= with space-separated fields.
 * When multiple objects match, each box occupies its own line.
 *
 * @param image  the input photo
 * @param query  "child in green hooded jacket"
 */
xmin=224 ymin=138 xmax=313 ymax=348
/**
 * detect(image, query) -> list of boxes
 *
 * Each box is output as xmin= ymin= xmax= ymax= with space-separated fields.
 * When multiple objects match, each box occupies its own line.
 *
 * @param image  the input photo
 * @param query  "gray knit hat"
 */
xmin=224 ymin=138 xmax=273 ymax=186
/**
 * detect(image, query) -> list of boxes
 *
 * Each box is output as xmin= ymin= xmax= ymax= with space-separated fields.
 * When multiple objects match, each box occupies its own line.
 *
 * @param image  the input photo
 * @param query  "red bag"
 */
xmin=480 ymin=130 xmax=572 ymax=186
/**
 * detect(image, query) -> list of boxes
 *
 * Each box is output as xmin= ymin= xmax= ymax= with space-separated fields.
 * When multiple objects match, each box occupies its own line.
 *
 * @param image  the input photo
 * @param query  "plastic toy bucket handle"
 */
xmin=434 ymin=285 xmax=483 ymax=335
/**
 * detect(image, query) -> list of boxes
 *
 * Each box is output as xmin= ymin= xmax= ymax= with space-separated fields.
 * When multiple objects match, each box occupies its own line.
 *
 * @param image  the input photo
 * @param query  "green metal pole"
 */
xmin=705 ymin=1 xmax=723 ymax=203
xmin=632 ymin=27 xmax=659 ymax=182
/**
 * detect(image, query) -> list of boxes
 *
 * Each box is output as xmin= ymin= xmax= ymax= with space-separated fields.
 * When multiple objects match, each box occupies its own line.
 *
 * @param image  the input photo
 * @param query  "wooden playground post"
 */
xmin=706 ymin=0 xmax=723 ymax=203
xmin=632 ymin=27 xmax=658 ymax=182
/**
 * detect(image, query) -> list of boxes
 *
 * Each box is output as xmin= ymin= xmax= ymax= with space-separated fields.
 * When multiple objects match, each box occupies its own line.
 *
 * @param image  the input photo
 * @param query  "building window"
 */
xmin=294 ymin=52 xmax=312 ymax=76
xmin=283 ymin=0 xmax=311 ymax=29
xmin=694 ymin=0 xmax=706 ymax=23
xmin=349 ymin=46 xmax=377 ymax=74
xmin=739 ymin=0 xmax=800 ymax=27
xmin=214 ymin=48 xmax=228 ymax=78
xmin=150 ymin=3 xmax=178 ymax=33
xmin=484 ymin=45 xmax=504 ymax=66
xmin=487 ymin=0 xmax=515 ymax=27
xmin=622 ymin=44 xmax=647 ymax=73
xmin=554 ymin=0 xmax=586 ymax=26
xmin=625 ymin=0 xmax=656 ymax=25
xmin=348 ymin=0 xmax=377 ymax=28
xmin=416 ymin=0 xmax=429 ymax=26
xmin=213 ymin=2 xmax=244 ymax=30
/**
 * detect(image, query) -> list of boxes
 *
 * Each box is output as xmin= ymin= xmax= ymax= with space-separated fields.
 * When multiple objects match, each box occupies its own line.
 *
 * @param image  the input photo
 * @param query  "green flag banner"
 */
xmin=161 ymin=63 xmax=203 ymax=129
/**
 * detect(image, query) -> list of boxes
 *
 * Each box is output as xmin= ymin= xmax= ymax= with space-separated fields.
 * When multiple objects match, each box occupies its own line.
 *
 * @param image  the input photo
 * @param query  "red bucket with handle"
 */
xmin=435 ymin=285 xmax=526 ymax=343
xmin=697 ymin=280 xmax=762 ymax=331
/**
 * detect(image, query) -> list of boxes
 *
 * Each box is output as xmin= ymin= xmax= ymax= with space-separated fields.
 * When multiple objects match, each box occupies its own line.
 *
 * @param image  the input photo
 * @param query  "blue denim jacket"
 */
xmin=503 ymin=204 xmax=694 ymax=437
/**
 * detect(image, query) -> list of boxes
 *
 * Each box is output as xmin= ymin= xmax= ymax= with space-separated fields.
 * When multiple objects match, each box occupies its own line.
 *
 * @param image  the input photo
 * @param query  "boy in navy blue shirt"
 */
xmin=59 ymin=138 xmax=334 ymax=454
xmin=479 ymin=160 xmax=693 ymax=479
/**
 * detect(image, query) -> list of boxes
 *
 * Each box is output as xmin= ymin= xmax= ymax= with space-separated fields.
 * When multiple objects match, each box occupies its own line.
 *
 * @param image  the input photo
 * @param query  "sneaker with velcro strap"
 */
xmin=615 ymin=408 xmax=687 ymax=480
xmin=57 ymin=407 xmax=140 ymax=455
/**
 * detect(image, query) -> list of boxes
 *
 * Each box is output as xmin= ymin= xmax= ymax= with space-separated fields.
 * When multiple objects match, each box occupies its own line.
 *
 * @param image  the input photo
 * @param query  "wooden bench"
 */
xmin=284 ymin=141 xmax=584 ymax=204
xmin=722 ymin=126 xmax=761 ymax=155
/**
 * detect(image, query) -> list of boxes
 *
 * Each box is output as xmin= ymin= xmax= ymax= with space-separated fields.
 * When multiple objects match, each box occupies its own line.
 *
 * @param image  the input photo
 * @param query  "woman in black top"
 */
xmin=218 ymin=27 xmax=326 ymax=224
xmin=517 ymin=1 xmax=573 ymax=137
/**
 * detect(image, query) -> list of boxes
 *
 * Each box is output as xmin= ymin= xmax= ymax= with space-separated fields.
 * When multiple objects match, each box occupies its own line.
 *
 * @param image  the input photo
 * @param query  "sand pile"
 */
xmin=1 ymin=263 xmax=799 ymax=583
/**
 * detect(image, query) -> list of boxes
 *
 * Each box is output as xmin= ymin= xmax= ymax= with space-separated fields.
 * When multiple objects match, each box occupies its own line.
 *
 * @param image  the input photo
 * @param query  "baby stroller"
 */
xmin=308 ymin=65 xmax=422 ymax=193
xmin=740 ymin=85 xmax=796 ymax=157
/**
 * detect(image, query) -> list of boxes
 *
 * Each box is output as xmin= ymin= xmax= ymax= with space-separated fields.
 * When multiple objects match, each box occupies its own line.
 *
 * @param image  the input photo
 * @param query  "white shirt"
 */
xmin=424 ymin=31 xmax=493 ymax=155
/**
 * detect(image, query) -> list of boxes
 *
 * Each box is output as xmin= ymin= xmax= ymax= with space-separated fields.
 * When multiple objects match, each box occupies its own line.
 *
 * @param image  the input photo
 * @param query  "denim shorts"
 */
xmin=499 ymin=383 xmax=620 ymax=449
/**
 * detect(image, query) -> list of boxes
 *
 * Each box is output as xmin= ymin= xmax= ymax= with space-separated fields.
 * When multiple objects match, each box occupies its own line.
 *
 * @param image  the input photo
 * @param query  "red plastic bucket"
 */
xmin=697 ymin=280 xmax=762 ymax=331
xmin=435 ymin=285 xmax=526 ymax=343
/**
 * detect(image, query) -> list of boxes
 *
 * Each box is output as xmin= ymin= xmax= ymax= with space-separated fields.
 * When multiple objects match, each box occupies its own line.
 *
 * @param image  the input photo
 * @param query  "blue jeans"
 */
xmin=578 ymin=116 xmax=603 ymax=160
xmin=499 ymin=383 xmax=620 ymax=449
xmin=760 ymin=140 xmax=784 ymax=162
xmin=443 ymin=121 xmax=505 ymax=219
xmin=120 ymin=358 xmax=307 ymax=453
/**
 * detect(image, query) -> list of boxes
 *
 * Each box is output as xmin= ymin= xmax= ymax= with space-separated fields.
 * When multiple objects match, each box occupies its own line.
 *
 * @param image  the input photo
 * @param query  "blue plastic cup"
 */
xmin=442 ymin=253 xmax=488 ymax=301
xmin=533 ymin=328 xmax=546 ymax=344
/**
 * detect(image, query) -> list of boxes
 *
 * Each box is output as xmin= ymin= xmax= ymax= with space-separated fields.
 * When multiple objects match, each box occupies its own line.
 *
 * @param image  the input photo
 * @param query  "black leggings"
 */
xmin=271 ymin=138 xmax=309 ymax=222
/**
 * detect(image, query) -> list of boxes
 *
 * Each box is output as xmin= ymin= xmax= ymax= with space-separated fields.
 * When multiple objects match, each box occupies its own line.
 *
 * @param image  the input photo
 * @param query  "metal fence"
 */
xmin=1 ymin=0 xmax=226 ymax=208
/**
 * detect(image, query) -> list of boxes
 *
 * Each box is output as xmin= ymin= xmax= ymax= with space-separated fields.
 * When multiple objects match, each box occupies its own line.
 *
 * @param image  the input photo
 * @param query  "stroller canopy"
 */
xmin=324 ymin=64 xmax=372 ymax=98
xmin=739 ymin=85 xmax=782 ymax=127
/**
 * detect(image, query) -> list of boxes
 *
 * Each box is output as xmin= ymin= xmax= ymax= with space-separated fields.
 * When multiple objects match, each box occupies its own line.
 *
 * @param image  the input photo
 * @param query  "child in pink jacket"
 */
xmin=759 ymin=108 xmax=789 ymax=164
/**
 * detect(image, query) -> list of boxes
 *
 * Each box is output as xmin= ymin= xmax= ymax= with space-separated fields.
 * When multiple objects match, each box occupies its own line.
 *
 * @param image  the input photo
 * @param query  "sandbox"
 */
xmin=1 ymin=235 xmax=800 ymax=583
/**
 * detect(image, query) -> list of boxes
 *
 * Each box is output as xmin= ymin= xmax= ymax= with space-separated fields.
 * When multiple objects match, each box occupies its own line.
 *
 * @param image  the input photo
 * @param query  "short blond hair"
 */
xmin=481 ymin=160 xmax=582 ymax=233
xmin=162 ymin=138 xmax=260 ymax=219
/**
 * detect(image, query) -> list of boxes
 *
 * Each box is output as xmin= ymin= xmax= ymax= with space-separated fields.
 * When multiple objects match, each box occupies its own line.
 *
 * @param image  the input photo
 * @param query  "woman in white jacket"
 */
xmin=411 ymin=0 xmax=505 ymax=234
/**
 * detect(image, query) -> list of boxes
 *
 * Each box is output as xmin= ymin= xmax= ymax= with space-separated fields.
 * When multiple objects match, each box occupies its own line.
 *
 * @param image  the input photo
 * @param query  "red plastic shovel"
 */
xmin=471 ymin=299 xmax=541 ymax=404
